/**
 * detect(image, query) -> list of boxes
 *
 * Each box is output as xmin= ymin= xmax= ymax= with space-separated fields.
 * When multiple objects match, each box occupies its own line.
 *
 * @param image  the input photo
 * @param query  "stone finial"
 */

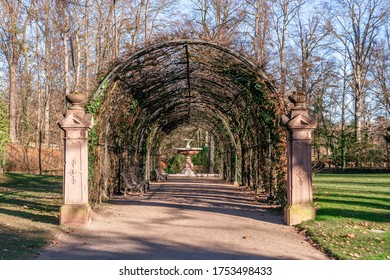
xmin=288 ymin=91 xmax=306 ymax=108
xmin=66 ymin=92 xmax=87 ymax=110
xmin=283 ymin=91 xmax=316 ymax=124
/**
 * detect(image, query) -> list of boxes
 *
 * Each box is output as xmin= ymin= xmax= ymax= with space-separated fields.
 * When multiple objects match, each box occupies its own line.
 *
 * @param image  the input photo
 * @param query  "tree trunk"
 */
xmin=84 ymin=0 xmax=90 ymax=95
xmin=44 ymin=4 xmax=51 ymax=145
xmin=73 ymin=33 xmax=81 ymax=91
xmin=35 ymin=20 xmax=43 ymax=174
xmin=63 ymin=33 xmax=70 ymax=105
xmin=113 ymin=0 xmax=118 ymax=59
xmin=341 ymin=86 xmax=346 ymax=169
xmin=354 ymin=92 xmax=363 ymax=142
xmin=9 ymin=61 xmax=18 ymax=143
xmin=144 ymin=0 xmax=150 ymax=46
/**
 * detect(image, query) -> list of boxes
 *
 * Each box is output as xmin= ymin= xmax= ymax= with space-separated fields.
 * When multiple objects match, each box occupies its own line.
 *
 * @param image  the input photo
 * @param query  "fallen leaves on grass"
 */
xmin=349 ymin=253 xmax=360 ymax=258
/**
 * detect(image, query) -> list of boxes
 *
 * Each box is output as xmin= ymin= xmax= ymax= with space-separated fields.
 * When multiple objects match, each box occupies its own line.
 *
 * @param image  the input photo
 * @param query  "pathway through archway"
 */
xmin=40 ymin=178 xmax=328 ymax=260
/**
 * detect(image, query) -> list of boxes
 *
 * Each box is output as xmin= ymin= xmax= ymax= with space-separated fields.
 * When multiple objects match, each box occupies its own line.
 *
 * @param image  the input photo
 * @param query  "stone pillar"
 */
xmin=58 ymin=92 xmax=94 ymax=226
xmin=282 ymin=92 xmax=317 ymax=225
xmin=208 ymin=135 xmax=214 ymax=174
xmin=233 ymin=152 xmax=240 ymax=187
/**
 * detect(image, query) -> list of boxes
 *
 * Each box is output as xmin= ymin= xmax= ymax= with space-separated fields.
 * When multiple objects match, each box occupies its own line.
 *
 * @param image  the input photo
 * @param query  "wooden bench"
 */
xmin=121 ymin=170 xmax=150 ymax=195
xmin=154 ymin=168 xmax=169 ymax=182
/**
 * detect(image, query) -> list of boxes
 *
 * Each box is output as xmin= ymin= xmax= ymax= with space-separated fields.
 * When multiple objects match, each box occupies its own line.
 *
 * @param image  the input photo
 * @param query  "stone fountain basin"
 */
xmin=174 ymin=148 xmax=202 ymax=155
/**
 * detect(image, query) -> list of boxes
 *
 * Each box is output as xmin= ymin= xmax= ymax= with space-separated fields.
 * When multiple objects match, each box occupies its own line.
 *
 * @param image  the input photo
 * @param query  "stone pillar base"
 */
xmin=284 ymin=204 xmax=315 ymax=226
xmin=60 ymin=204 xmax=91 ymax=226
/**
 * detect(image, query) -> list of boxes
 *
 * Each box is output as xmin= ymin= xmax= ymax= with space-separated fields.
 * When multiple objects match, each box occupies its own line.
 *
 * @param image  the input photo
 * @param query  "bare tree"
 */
xmin=126 ymin=0 xmax=143 ymax=51
xmin=372 ymin=28 xmax=390 ymax=115
xmin=42 ymin=0 xmax=53 ymax=145
xmin=54 ymin=0 xmax=71 ymax=102
xmin=84 ymin=0 xmax=91 ymax=95
xmin=123 ymin=0 xmax=178 ymax=51
xmin=190 ymin=0 xmax=246 ymax=45
xmin=338 ymin=50 xmax=353 ymax=169
xmin=0 ymin=0 xmax=31 ymax=143
xmin=270 ymin=0 xmax=300 ymax=95
xmin=292 ymin=3 xmax=329 ymax=97
xmin=325 ymin=0 xmax=390 ymax=141
xmin=245 ymin=0 xmax=272 ymax=70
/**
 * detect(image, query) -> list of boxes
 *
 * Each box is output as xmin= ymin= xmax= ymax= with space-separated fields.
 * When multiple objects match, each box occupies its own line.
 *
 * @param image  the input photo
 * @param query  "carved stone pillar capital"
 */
xmin=282 ymin=91 xmax=317 ymax=134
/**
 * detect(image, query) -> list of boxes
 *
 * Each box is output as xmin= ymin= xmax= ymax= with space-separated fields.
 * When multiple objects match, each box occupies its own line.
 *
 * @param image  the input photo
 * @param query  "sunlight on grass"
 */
xmin=299 ymin=173 xmax=390 ymax=260
xmin=0 ymin=173 xmax=63 ymax=260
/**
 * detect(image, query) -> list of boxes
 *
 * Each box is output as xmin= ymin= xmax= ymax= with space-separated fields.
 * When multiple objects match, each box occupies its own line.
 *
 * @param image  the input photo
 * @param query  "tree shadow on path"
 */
xmin=37 ymin=179 xmax=329 ymax=260
xmin=112 ymin=179 xmax=284 ymax=225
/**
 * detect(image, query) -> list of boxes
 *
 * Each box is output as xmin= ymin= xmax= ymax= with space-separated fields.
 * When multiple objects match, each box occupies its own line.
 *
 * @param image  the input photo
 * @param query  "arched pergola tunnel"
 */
xmin=87 ymin=40 xmax=286 ymax=202
xmin=58 ymin=39 xmax=317 ymax=227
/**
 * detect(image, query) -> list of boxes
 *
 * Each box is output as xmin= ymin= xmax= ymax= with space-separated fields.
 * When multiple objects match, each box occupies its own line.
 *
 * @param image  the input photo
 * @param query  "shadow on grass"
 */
xmin=314 ymin=186 xmax=390 ymax=196
xmin=0 ymin=226 xmax=54 ymax=260
xmin=0 ymin=173 xmax=62 ymax=225
xmin=319 ymin=193 xmax=390 ymax=203
xmin=316 ymin=197 xmax=390 ymax=211
xmin=0 ymin=208 xmax=59 ymax=225
xmin=317 ymin=208 xmax=390 ymax=222
xmin=0 ymin=196 xmax=60 ymax=212
xmin=0 ymin=173 xmax=62 ymax=194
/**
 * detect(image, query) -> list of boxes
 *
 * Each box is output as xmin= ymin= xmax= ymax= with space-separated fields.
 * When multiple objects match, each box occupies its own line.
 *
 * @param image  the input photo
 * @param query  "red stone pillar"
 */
xmin=58 ymin=93 xmax=94 ymax=226
xmin=282 ymin=92 xmax=317 ymax=225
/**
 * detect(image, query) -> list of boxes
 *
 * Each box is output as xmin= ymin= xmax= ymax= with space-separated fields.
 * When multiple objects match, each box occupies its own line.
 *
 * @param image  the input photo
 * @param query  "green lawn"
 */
xmin=0 ymin=173 xmax=63 ymax=259
xmin=299 ymin=173 xmax=390 ymax=260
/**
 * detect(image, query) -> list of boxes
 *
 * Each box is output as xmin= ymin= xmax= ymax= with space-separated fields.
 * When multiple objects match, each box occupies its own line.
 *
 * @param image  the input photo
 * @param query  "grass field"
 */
xmin=0 ymin=173 xmax=62 ymax=259
xmin=300 ymin=173 xmax=390 ymax=260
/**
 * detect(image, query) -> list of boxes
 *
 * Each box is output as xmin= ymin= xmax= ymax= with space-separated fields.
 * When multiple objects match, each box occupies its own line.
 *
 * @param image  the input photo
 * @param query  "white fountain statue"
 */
xmin=174 ymin=139 xmax=202 ymax=176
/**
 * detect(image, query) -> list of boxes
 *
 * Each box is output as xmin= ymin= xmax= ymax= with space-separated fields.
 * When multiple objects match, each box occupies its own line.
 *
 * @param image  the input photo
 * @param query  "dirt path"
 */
xmin=38 ymin=179 xmax=329 ymax=260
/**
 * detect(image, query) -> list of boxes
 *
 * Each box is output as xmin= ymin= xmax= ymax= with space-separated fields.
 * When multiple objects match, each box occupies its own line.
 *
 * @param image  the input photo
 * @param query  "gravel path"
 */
xmin=38 ymin=179 xmax=329 ymax=260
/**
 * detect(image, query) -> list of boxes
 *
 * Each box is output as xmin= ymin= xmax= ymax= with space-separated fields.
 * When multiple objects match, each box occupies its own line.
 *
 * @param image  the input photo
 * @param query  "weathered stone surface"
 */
xmin=283 ymin=92 xmax=317 ymax=225
xmin=58 ymin=93 xmax=94 ymax=226
xmin=59 ymin=204 xmax=91 ymax=226
xmin=284 ymin=204 xmax=316 ymax=226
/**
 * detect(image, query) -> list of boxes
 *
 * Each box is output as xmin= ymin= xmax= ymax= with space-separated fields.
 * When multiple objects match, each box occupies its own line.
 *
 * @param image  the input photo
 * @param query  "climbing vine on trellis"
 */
xmin=87 ymin=39 xmax=287 ymax=206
